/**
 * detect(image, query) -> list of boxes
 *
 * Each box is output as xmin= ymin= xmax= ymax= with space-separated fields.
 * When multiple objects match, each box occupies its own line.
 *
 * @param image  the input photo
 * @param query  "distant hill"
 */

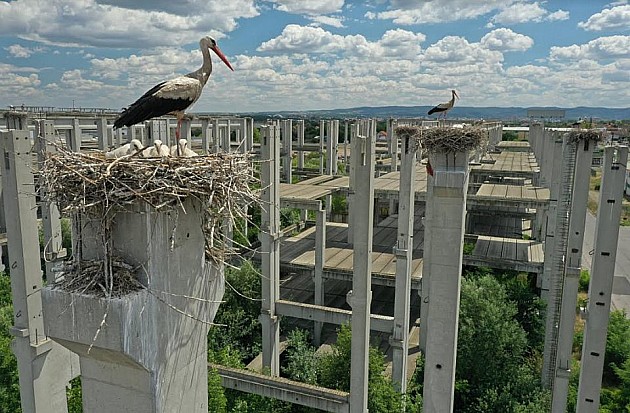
xmin=240 ymin=105 xmax=630 ymax=121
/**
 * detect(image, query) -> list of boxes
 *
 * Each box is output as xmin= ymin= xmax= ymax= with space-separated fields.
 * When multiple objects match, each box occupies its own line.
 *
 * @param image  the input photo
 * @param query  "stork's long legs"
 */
xmin=176 ymin=116 xmax=183 ymax=156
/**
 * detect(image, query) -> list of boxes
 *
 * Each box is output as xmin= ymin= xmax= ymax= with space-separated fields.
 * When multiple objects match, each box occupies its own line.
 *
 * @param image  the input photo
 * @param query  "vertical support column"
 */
xmin=96 ymin=117 xmax=109 ymax=150
xmin=245 ymin=117 xmax=254 ymax=153
xmin=181 ymin=118 xmax=192 ymax=142
xmin=70 ymin=118 xmax=81 ymax=151
xmin=212 ymin=119 xmax=220 ymax=153
xmin=128 ymin=124 xmax=137 ymax=143
xmin=346 ymin=123 xmax=357 ymax=244
xmin=343 ymin=121 xmax=349 ymax=169
xmin=1 ymin=117 xmax=77 ymax=413
xmin=34 ymin=120 xmax=67 ymax=281
xmin=348 ymin=131 xmax=374 ymax=413
xmin=319 ymin=120 xmax=325 ymax=175
xmin=325 ymin=120 xmax=337 ymax=175
xmin=259 ymin=124 xmax=281 ymax=376
xmin=282 ymin=119 xmax=293 ymax=183
xmin=541 ymin=135 xmax=567 ymax=386
xmin=388 ymin=119 xmax=399 ymax=172
xmin=296 ymin=120 xmax=305 ymax=171
xmin=313 ymin=207 xmax=326 ymax=345
xmin=577 ymin=146 xmax=628 ymax=413
xmin=201 ymin=119 xmax=210 ymax=153
xmin=115 ymin=127 xmax=124 ymax=147
xmin=422 ymin=149 xmax=469 ymax=413
xmin=391 ymin=130 xmax=416 ymax=393
xmin=552 ymin=137 xmax=594 ymax=412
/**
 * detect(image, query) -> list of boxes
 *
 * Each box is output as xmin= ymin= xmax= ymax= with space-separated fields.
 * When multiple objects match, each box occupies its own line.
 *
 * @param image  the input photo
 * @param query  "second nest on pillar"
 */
xmin=396 ymin=125 xmax=488 ymax=153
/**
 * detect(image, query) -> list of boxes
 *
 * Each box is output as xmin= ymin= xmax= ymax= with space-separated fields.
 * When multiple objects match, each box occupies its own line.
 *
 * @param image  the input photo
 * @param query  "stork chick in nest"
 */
xmin=105 ymin=139 xmax=143 ymax=159
xmin=170 ymin=139 xmax=199 ymax=157
xmin=143 ymin=140 xmax=170 ymax=157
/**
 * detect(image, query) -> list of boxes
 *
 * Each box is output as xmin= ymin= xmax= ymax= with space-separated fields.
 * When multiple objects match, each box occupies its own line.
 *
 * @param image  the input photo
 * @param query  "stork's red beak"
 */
xmin=212 ymin=46 xmax=234 ymax=71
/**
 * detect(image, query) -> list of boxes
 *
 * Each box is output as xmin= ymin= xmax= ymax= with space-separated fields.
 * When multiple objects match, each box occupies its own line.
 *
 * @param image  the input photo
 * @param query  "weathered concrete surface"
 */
xmin=42 ymin=199 xmax=223 ymax=413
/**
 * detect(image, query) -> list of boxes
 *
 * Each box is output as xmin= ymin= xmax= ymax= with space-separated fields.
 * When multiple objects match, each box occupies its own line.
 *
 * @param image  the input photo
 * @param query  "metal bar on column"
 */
xmin=259 ymin=124 xmax=281 ymax=376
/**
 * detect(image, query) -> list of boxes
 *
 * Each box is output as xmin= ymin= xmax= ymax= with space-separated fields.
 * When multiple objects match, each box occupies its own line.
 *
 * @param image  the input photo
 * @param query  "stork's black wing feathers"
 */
xmin=427 ymin=106 xmax=447 ymax=115
xmin=114 ymin=82 xmax=192 ymax=128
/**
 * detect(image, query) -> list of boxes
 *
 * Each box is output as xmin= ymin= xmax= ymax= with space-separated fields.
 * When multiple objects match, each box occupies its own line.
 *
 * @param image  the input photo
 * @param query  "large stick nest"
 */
xmin=396 ymin=125 xmax=487 ymax=153
xmin=40 ymin=146 xmax=259 ymax=281
xmin=567 ymin=130 xmax=602 ymax=144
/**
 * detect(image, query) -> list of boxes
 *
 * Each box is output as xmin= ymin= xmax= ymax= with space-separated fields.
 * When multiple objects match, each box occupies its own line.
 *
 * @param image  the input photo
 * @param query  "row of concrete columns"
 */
xmin=529 ymin=122 xmax=630 ymax=412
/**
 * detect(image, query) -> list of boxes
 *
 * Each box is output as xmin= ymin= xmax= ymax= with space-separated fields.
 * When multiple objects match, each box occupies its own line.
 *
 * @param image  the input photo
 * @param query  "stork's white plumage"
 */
xmin=170 ymin=139 xmax=198 ymax=157
xmin=428 ymin=90 xmax=459 ymax=118
xmin=143 ymin=140 xmax=170 ymax=157
xmin=113 ymin=36 xmax=234 ymax=143
xmin=105 ymin=139 xmax=143 ymax=159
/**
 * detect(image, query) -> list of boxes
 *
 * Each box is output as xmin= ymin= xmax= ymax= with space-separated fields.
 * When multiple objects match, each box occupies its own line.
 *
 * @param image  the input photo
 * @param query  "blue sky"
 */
xmin=0 ymin=0 xmax=629 ymax=113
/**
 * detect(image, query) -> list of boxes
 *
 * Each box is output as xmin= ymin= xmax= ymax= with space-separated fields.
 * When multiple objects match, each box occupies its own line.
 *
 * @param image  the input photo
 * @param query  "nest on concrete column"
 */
xmin=566 ymin=130 xmax=602 ymax=143
xmin=396 ymin=125 xmax=487 ymax=153
xmin=39 ymin=144 xmax=259 ymax=296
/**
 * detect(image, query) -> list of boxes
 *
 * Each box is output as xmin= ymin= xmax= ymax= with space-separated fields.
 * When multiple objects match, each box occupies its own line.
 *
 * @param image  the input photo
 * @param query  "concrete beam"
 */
xmin=213 ymin=364 xmax=350 ymax=413
xmin=275 ymin=300 xmax=394 ymax=334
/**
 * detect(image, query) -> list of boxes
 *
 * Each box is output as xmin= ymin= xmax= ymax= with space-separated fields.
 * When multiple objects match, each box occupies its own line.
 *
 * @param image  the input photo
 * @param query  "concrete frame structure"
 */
xmin=1 ymin=113 xmax=78 ymax=413
xmin=422 ymin=148 xmax=469 ymax=413
xmin=576 ymin=146 xmax=628 ymax=412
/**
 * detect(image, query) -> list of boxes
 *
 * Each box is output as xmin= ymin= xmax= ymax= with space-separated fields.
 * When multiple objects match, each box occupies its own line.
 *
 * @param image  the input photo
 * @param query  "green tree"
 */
xmin=0 ymin=273 xmax=21 ymax=413
xmin=282 ymin=329 xmax=318 ymax=385
xmin=604 ymin=310 xmax=630 ymax=385
xmin=456 ymin=275 xmax=549 ymax=412
xmin=318 ymin=323 xmax=403 ymax=412
xmin=207 ymin=261 xmax=262 ymax=362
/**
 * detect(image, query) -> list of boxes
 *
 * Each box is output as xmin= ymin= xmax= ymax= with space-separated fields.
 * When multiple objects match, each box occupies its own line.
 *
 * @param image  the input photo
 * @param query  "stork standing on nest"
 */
xmin=428 ymin=90 xmax=459 ymax=119
xmin=113 ymin=36 xmax=234 ymax=155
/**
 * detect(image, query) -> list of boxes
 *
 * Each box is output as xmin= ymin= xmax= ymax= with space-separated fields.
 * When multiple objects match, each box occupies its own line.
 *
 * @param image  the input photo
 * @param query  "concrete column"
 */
xmin=260 ymin=124 xmax=281 ymax=376
xmin=388 ymin=119 xmax=399 ymax=172
xmin=391 ymin=131 xmax=416 ymax=393
xmin=282 ymin=119 xmax=293 ymax=183
xmin=212 ymin=120 xmax=220 ymax=153
xmin=201 ymin=120 xmax=210 ymax=153
xmin=348 ymin=131 xmax=375 ymax=413
xmin=1 ymin=119 xmax=78 ymax=413
xmin=70 ymin=117 xmax=81 ymax=151
xmin=422 ymin=149 xmax=469 ymax=413
xmin=115 ymin=127 xmax=124 ymax=146
xmin=325 ymin=120 xmax=338 ymax=175
xmin=34 ymin=120 xmax=67 ymax=280
xmin=222 ymin=120 xmax=232 ymax=152
xmin=246 ymin=117 xmax=254 ymax=153
xmin=180 ymin=118 xmax=192 ymax=141
xmin=297 ymin=119 xmax=304 ymax=170
xmin=313 ymin=208 xmax=326 ymax=345
xmin=96 ymin=117 xmax=109 ymax=150
xmin=541 ymin=135 xmax=567 ymax=385
xmin=346 ymin=123 xmax=357 ymax=244
xmin=552 ymin=137 xmax=595 ymax=412
xmin=577 ymin=146 xmax=628 ymax=413
xmin=42 ymin=198 xmax=216 ymax=413
xmin=343 ymin=121 xmax=349 ymax=169
xmin=319 ymin=120 xmax=325 ymax=175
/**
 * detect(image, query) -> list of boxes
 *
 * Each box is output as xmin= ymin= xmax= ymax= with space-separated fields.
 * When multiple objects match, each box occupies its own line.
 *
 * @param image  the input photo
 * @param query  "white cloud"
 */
xmin=550 ymin=35 xmax=630 ymax=61
xmin=491 ymin=2 xmax=569 ymax=25
xmin=308 ymin=15 xmax=345 ymax=28
xmin=480 ymin=28 xmax=534 ymax=52
xmin=6 ymin=44 xmax=33 ymax=58
xmin=0 ymin=0 xmax=258 ymax=48
xmin=371 ymin=0 xmax=515 ymax=25
xmin=266 ymin=0 xmax=344 ymax=15
xmin=578 ymin=5 xmax=630 ymax=31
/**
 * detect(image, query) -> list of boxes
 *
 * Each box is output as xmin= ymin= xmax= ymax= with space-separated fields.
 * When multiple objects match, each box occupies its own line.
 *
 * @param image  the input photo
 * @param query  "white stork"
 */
xmin=105 ymin=139 xmax=143 ymax=159
xmin=143 ymin=139 xmax=170 ymax=157
xmin=428 ymin=90 xmax=459 ymax=119
xmin=170 ymin=139 xmax=198 ymax=157
xmin=113 ymin=36 xmax=234 ymax=155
